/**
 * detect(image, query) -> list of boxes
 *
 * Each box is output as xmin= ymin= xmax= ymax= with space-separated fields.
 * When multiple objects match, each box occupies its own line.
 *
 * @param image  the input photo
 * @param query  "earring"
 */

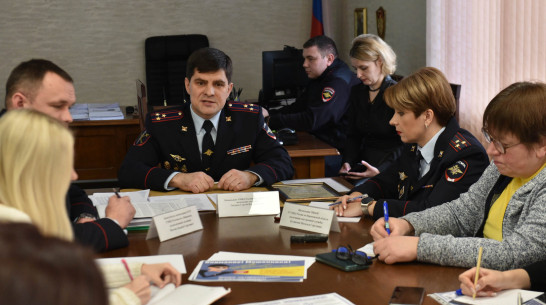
xmin=425 ymin=123 xmax=428 ymax=129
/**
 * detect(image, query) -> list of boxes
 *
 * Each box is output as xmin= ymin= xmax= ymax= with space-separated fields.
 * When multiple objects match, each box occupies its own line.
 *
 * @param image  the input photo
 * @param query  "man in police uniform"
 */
xmin=2 ymin=59 xmax=134 ymax=252
xmin=262 ymin=35 xmax=359 ymax=175
xmin=119 ymin=48 xmax=293 ymax=193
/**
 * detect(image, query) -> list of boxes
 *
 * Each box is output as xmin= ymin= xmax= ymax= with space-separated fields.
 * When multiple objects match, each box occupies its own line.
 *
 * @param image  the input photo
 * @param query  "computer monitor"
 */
xmin=261 ymin=46 xmax=309 ymax=106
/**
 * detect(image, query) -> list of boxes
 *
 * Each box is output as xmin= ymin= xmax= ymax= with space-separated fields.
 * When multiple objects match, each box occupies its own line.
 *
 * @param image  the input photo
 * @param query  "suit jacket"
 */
xmin=118 ymin=101 xmax=294 ymax=191
xmin=354 ymin=117 xmax=490 ymax=220
xmin=67 ymin=185 xmax=128 ymax=252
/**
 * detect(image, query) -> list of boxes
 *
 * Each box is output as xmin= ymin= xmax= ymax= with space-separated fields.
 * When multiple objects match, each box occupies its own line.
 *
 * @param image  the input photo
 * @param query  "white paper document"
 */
xmin=217 ymin=191 xmax=280 ymax=217
xmin=149 ymin=194 xmax=215 ymax=211
xmin=240 ymin=292 xmax=355 ymax=305
xmin=95 ymin=254 xmax=186 ymax=273
xmin=280 ymin=203 xmax=340 ymax=234
xmin=308 ymin=201 xmax=361 ymax=223
xmin=91 ymin=190 xmax=150 ymax=207
xmin=453 ymin=289 xmax=543 ymax=305
xmin=357 ymin=242 xmax=375 ymax=257
xmin=149 ymin=284 xmax=230 ymax=305
xmin=146 ymin=205 xmax=203 ymax=242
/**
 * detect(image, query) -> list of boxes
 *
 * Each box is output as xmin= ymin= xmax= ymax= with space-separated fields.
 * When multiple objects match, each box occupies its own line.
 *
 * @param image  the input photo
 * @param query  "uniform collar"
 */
xmin=418 ymin=126 xmax=446 ymax=164
xmin=189 ymin=105 xmax=221 ymax=132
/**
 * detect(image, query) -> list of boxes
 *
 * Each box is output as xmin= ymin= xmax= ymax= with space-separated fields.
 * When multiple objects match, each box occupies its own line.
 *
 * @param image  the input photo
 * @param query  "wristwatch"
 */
xmin=360 ymin=196 xmax=375 ymax=216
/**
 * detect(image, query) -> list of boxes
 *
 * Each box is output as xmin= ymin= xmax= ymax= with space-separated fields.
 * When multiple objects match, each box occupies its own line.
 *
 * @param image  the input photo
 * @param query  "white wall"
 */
xmin=0 ymin=0 xmax=425 ymax=107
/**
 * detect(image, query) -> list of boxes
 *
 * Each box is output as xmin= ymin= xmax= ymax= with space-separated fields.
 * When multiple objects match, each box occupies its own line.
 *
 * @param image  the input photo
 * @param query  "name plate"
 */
xmin=217 ymin=191 xmax=280 ymax=218
xmin=146 ymin=205 xmax=203 ymax=242
xmin=279 ymin=203 xmax=340 ymax=234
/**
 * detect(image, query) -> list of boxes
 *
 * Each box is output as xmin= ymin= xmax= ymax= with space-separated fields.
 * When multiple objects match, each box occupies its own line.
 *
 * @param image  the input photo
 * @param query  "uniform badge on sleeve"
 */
xmin=263 ymin=122 xmax=276 ymax=140
xmin=445 ymin=160 xmax=469 ymax=182
xmin=133 ymin=130 xmax=151 ymax=146
xmin=322 ymin=87 xmax=335 ymax=102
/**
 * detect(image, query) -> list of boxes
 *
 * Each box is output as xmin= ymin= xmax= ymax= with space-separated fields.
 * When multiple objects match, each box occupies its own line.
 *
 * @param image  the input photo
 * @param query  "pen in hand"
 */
xmin=113 ymin=188 xmax=121 ymax=198
xmin=328 ymin=194 xmax=368 ymax=206
xmin=121 ymin=258 xmax=134 ymax=281
xmin=383 ymin=201 xmax=391 ymax=235
xmin=473 ymin=246 xmax=483 ymax=299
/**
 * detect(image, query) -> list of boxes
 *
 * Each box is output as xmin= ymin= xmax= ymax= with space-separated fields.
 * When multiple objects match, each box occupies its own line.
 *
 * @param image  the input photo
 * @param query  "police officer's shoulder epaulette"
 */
xmin=150 ymin=109 xmax=184 ymax=123
xmin=227 ymin=101 xmax=259 ymax=114
xmin=449 ymin=132 xmax=472 ymax=152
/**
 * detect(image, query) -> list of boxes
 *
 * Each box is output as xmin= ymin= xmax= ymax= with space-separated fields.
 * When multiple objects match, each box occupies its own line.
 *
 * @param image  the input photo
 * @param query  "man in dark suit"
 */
xmin=2 ymin=59 xmax=135 ymax=252
xmin=119 ymin=48 xmax=294 ymax=193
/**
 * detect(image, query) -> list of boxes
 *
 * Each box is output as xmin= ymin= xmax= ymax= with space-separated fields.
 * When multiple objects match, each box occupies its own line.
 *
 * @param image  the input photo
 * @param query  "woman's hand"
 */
xmin=343 ymin=161 xmax=380 ymax=179
xmin=373 ymin=236 xmax=419 ymax=264
xmin=124 ymin=275 xmax=151 ymax=305
xmin=331 ymin=192 xmax=364 ymax=217
xmin=458 ymin=267 xmax=531 ymax=297
xmin=370 ymin=217 xmax=414 ymax=240
xmin=141 ymin=263 xmax=182 ymax=288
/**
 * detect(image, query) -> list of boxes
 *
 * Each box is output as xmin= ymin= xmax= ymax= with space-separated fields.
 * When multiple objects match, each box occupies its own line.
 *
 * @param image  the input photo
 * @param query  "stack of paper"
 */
xmin=69 ymin=104 xmax=90 ymax=120
xmin=88 ymin=103 xmax=125 ymax=120
xmin=240 ymin=293 xmax=355 ymax=305
xmin=91 ymin=190 xmax=215 ymax=228
xmin=189 ymin=251 xmax=315 ymax=283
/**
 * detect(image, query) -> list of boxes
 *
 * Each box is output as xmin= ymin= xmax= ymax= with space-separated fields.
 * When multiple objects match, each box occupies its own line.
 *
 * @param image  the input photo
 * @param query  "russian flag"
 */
xmin=310 ymin=0 xmax=324 ymax=38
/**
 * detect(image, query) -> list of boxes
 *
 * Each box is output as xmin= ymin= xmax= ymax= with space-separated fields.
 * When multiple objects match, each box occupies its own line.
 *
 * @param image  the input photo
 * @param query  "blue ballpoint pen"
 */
xmin=383 ymin=201 xmax=391 ymax=235
xmin=328 ymin=194 xmax=368 ymax=206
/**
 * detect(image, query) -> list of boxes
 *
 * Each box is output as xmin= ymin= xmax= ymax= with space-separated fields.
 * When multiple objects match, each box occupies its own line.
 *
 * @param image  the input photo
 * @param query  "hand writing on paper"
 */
xmin=370 ymin=217 xmax=414 ymax=240
xmin=331 ymin=192 xmax=365 ymax=217
xmin=170 ymin=172 xmax=214 ymax=193
xmin=105 ymin=195 xmax=135 ymax=228
xmin=373 ymin=235 xmax=419 ymax=264
xmin=124 ymin=275 xmax=151 ymax=305
xmin=218 ymin=169 xmax=258 ymax=191
xmin=141 ymin=263 xmax=182 ymax=288
xmin=458 ymin=267 xmax=531 ymax=297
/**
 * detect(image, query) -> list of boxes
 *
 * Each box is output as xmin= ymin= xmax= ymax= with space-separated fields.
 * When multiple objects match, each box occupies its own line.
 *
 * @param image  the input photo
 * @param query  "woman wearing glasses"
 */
xmin=334 ymin=67 xmax=489 ymax=220
xmin=370 ymin=81 xmax=546 ymax=270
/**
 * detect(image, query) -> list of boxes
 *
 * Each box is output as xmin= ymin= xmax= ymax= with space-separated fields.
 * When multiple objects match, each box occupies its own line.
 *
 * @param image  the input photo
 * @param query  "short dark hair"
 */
xmin=0 ymin=223 xmax=107 ymax=305
xmin=303 ymin=35 xmax=338 ymax=58
xmin=5 ymin=59 xmax=73 ymax=108
xmin=186 ymin=47 xmax=233 ymax=82
xmin=483 ymin=81 xmax=546 ymax=147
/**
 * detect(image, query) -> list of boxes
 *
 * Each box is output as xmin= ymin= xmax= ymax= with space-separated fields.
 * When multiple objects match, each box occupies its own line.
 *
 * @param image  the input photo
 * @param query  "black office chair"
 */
xmin=450 ymin=83 xmax=461 ymax=121
xmin=145 ymin=34 xmax=209 ymax=109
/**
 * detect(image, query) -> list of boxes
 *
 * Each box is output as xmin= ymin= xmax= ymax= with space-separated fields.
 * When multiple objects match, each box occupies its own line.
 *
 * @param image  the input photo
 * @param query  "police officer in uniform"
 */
xmin=119 ymin=48 xmax=293 ymax=193
xmin=333 ymin=67 xmax=490 ymax=220
xmin=263 ymin=36 xmax=359 ymax=174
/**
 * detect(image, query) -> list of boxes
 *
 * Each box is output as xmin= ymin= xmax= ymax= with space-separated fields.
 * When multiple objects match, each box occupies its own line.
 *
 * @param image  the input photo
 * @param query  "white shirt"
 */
xmin=417 ymin=127 xmax=445 ymax=178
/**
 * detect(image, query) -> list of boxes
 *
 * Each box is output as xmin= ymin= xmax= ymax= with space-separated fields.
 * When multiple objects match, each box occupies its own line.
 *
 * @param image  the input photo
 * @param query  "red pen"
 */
xmin=121 ymin=259 xmax=134 ymax=281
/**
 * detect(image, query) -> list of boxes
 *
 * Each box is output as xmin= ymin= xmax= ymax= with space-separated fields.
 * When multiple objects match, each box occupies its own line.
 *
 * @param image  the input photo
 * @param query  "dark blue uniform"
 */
xmin=118 ymin=102 xmax=294 ymax=191
xmin=67 ymin=185 xmax=128 ymax=252
xmin=343 ymin=76 xmax=403 ymax=173
xmin=353 ymin=117 xmax=490 ymax=220
xmin=267 ymin=58 xmax=360 ymax=152
xmin=0 ymin=109 xmax=127 ymax=253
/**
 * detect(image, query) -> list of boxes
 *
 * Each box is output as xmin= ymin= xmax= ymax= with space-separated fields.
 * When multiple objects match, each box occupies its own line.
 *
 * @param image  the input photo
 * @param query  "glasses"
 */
xmin=335 ymin=245 xmax=374 ymax=266
xmin=482 ymin=128 xmax=520 ymax=154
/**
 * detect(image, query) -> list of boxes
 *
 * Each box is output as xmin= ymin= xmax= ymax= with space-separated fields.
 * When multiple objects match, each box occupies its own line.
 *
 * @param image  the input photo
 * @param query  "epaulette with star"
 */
xmin=227 ymin=101 xmax=259 ymax=114
xmin=449 ymin=132 xmax=472 ymax=152
xmin=150 ymin=109 xmax=184 ymax=123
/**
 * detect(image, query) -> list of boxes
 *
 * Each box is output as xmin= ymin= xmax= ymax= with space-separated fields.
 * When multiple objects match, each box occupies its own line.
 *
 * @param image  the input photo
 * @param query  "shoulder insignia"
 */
xmin=151 ymin=109 xmax=184 ymax=123
xmin=445 ymin=160 xmax=469 ymax=182
xmin=164 ymin=161 xmax=171 ymax=170
xmin=228 ymin=101 xmax=259 ymax=114
xmin=227 ymin=145 xmax=252 ymax=155
xmin=170 ymin=154 xmax=185 ymax=162
xmin=133 ymin=130 xmax=151 ymax=146
xmin=449 ymin=133 xmax=472 ymax=152
xmin=322 ymin=87 xmax=335 ymax=102
xmin=263 ymin=122 xmax=276 ymax=140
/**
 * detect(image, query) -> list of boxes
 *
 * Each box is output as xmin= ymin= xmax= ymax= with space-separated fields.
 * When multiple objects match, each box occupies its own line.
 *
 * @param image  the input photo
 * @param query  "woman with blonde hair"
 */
xmin=334 ymin=67 xmax=489 ymax=220
xmin=0 ymin=108 xmax=74 ymax=240
xmin=0 ymin=109 xmax=181 ymax=305
xmin=340 ymin=34 xmax=403 ymax=181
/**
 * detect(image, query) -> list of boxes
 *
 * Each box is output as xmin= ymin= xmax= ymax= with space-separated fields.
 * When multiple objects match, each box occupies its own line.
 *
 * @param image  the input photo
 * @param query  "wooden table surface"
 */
xmin=98 ymin=199 xmax=464 ymax=304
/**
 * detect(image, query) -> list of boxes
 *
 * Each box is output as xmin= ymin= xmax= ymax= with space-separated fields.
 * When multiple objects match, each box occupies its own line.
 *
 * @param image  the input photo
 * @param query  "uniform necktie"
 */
xmin=415 ymin=150 xmax=424 ymax=179
xmin=202 ymin=120 xmax=214 ymax=171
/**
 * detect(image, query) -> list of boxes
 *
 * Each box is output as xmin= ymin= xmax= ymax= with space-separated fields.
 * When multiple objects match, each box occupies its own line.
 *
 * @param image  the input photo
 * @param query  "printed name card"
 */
xmin=279 ymin=203 xmax=340 ymax=234
xmin=217 ymin=191 xmax=280 ymax=217
xmin=146 ymin=205 xmax=203 ymax=242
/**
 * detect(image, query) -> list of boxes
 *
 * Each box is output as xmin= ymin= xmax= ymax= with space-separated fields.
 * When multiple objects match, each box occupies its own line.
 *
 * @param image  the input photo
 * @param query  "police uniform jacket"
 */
xmin=118 ymin=101 xmax=294 ymax=191
xmin=0 ymin=109 xmax=128 ymax=252
xmin=268 ymin=58 xmax=359 ymax=151
xmin=353 ymin=117 xmax=489 ymax=220
xmin=343 ymin=76 xmax=403 ymax=172
xmin=67 ymin=184 xmax=128 ymax=252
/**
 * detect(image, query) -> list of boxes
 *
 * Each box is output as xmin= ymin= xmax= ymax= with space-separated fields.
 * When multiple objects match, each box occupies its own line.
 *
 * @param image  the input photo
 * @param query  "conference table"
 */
xmin=99 ymin=186 xmax=464 ymax=305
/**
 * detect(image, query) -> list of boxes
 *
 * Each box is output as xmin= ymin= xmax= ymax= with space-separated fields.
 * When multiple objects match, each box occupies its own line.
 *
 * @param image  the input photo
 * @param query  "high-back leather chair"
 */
xmin=145 ymin=34 xmax=209 ymax=108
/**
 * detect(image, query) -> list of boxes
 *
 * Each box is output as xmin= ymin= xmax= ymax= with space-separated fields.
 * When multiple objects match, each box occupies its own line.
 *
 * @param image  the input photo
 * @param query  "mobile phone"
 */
xmin=339 ymin=163 xmax=368 ymax=176
xmin=388 ymin=286 xmax=425 ymax=305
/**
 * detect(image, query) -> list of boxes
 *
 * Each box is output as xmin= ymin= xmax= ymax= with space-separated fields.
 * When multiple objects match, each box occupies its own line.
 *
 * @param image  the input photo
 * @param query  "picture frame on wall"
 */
xmin=354 ymin=8 xmax=367 ymax=36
